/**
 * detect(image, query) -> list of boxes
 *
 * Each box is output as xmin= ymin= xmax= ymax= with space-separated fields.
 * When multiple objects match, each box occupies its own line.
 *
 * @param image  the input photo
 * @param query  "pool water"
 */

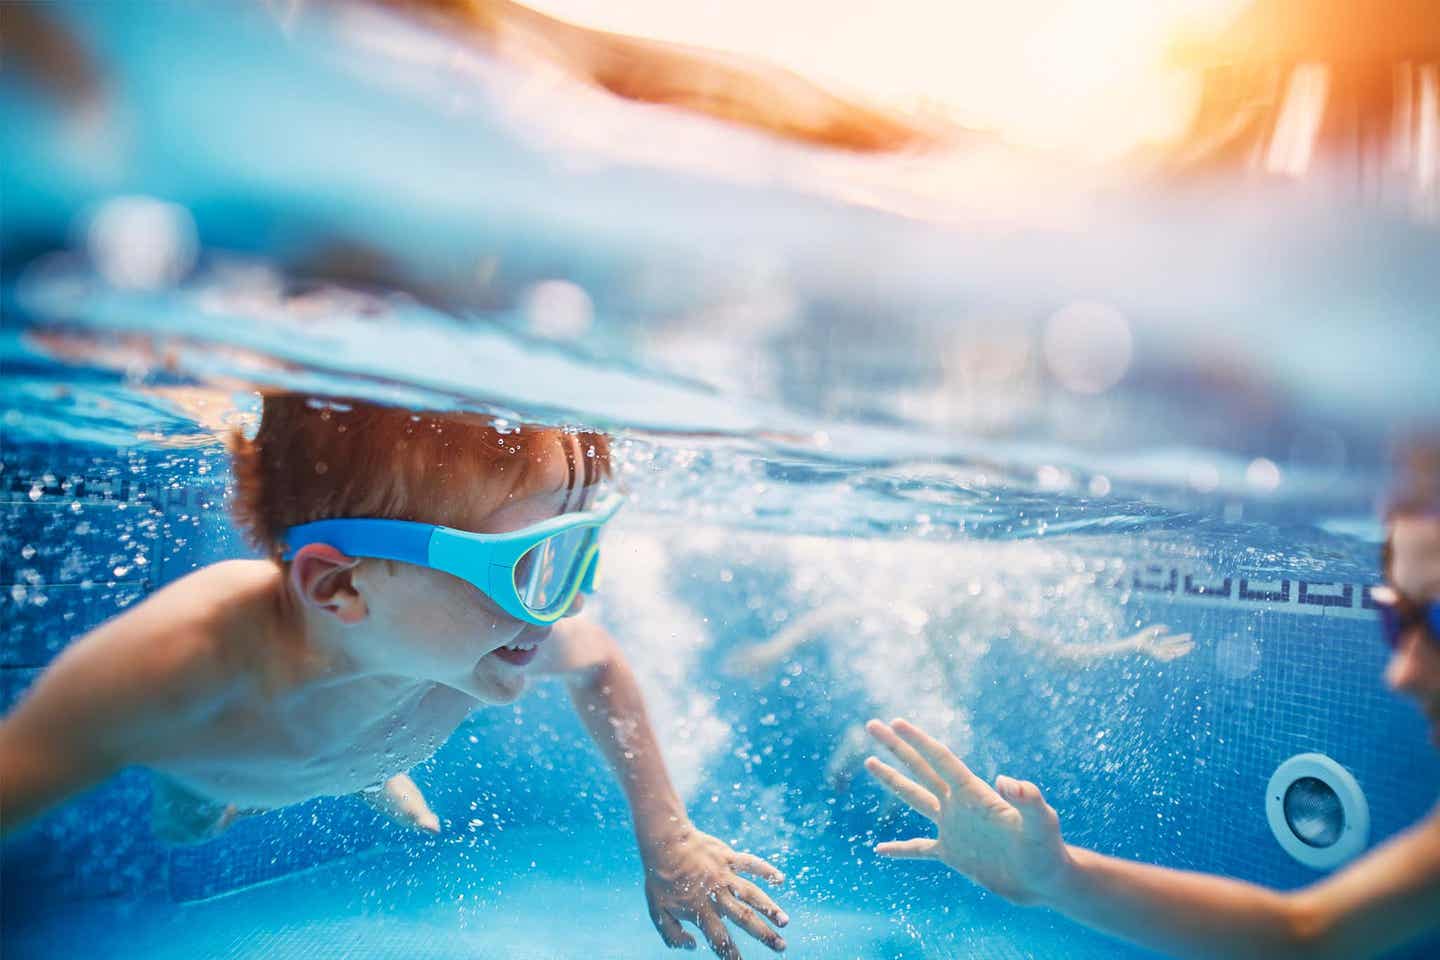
xmin=4 ymin=2 xmax=1440 ymax=959
xmin=5 ymin=826 xmax=1129 ymax=960
xmin=3 ymin=456 xmax=1438 ymax=958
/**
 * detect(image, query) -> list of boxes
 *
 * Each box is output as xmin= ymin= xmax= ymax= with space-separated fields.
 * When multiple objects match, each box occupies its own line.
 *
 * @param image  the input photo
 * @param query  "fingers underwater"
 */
xmin=996 ymin=775 xmax=1040 ymax=804
xmin=716 ymin=890 xmax=786 ymax=952
xmin=732 ymin=852 xmax=785 ymax=886
xmin=652 ymin=906 xmax=698 ymax=950
xmin=997 ymin=775 xmax=1057 ymax=838
xmin=889 ymin=718 xmax=993 ymax=803
xmin=865 ymin=719 xmax=950 ymax=798
xmin=874 ymin=837 xmax=938 ymax=860
xmin=863 ymin=756 xmax=940 ymax=820
xmin=698 ymin=908 xmax=740 ymax=960
xmin=730 ymin=877 xmax=788 ymax=927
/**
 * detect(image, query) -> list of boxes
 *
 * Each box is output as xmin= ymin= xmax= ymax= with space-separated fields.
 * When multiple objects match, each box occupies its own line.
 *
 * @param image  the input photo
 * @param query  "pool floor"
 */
xmin=3 ymin=827 xmax=1144 ymax=959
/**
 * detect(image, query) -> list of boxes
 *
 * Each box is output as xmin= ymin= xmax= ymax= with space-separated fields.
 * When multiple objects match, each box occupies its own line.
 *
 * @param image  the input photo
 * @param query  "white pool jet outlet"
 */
xmin=1266 ymin=753 xmax=1370 ymax=870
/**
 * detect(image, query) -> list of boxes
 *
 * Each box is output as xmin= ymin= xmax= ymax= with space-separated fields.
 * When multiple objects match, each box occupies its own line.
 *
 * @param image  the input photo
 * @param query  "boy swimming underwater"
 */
xmin=0 ymin=394 xmax=788 ymax=959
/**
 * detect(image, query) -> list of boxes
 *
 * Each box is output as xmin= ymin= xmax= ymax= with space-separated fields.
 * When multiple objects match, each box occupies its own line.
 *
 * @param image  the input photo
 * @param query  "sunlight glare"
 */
xmin=529 ymin=0 xmax=1253 ymax=157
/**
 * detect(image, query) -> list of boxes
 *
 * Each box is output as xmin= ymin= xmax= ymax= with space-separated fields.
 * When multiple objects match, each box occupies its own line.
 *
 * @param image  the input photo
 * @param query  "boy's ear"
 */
xmin=290 ymin=544 xmax=368 ymax=625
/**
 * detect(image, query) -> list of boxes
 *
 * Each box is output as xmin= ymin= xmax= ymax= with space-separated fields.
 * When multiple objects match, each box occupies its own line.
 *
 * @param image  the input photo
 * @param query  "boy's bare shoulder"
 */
xmin=112 ymin=559 xmax=281 ymax=645
xmin=49 ymin=560 xmax=286 ymax=735
xmin=128 ymin=558 xmax=284 ymax=678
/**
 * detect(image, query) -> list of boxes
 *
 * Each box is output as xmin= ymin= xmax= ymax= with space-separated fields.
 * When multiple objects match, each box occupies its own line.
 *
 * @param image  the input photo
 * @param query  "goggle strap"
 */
xmin=282 ymin=518 xmax=435 ymax=565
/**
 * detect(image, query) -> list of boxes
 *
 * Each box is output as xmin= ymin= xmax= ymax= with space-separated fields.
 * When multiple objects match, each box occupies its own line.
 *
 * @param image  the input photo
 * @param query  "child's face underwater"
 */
xmin=345 ymin=442 xmax=596 ymax=704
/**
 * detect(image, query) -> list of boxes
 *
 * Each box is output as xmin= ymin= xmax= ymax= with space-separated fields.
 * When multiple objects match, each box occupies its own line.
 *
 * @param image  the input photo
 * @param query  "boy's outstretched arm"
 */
xmin=535 ymin=618 xmax=788 ymax=959
xmin=0 ymin=671 xmax=116 ymax=836
xmin=864 ymin=718 xmax=1440 ymax=960
xmin=0 ymin=604 xmax=219 ymax=836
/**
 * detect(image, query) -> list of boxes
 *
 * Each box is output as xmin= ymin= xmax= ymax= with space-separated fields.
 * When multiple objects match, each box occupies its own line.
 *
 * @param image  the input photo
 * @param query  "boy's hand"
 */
xmin=864 ymin=718 xmax=1074 ymax=906
xmin=639 ymin=822 xmax=788 ymax=958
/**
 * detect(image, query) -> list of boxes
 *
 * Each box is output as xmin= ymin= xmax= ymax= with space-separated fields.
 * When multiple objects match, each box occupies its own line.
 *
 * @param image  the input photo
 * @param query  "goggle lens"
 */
xmin=513 ymin=525 xmax=599 ymax=616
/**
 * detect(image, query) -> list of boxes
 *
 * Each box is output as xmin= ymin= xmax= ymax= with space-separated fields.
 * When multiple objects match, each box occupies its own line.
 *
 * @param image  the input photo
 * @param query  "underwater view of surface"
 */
xmin=3 ymin=2 xmax=1440 ymax=958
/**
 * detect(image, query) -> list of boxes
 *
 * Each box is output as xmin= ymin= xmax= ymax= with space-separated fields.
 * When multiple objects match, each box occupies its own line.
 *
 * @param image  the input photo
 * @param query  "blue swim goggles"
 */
xmin=1371 ymin=585 xmax=1440 ymax=652
xmin=282 ymin=493 xmax=623 ymax=626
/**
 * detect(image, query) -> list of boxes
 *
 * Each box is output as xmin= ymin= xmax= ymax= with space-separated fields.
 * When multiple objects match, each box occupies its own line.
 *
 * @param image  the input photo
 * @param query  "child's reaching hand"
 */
xmin=640 ymin=823 xmax=788 ymax=959
xmin=864 ymin=718 xmax=1073 ymax=906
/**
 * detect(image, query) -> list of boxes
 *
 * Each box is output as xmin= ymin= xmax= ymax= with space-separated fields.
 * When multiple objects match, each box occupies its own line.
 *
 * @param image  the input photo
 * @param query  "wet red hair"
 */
xmin=229 ymin=394 xmax=610 ymax=557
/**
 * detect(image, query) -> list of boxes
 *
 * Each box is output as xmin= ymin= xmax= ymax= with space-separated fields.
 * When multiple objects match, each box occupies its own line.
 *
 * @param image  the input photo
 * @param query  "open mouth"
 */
xmin=492 ymin=636 xmax=545 ymax=667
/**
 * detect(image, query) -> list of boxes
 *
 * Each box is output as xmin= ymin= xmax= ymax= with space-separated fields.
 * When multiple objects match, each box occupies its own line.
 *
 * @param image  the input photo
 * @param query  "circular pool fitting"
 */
xmin=1266 ymin=754 xmax=1369 ymax=870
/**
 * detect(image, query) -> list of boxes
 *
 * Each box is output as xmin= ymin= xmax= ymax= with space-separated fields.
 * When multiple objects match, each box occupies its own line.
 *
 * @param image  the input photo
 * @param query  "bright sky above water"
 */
xmin=530 ymin=0 xmax=1251 ymax=157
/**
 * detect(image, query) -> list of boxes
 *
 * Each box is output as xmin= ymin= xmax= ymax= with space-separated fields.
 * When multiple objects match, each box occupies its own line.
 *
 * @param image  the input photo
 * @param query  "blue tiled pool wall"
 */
xmin=659 ymin=533 xmax=1440 ymax=897
xmin=1 ymin=446 xmax=224 ymax=902
xmin=3 ymin=443 xmax=1439 ymax=949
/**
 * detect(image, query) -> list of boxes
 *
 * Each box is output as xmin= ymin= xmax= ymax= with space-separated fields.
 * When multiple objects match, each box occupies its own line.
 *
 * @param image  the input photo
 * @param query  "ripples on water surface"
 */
xmin=11 ymin=9 xmax=1440 ymax=555
xmin=6 ymin=4 xmax=1437 ymax=539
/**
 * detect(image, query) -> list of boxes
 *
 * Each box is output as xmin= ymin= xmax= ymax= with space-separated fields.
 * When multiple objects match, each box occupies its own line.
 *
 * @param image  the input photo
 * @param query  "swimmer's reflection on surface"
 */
xmin=365 ymin=0 xmax=944 ymax=153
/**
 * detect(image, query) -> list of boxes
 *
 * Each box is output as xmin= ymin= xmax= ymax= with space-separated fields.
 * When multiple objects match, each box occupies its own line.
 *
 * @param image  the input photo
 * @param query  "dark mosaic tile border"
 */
xmin=1111 ymin=563 xmax=1380 ymax=620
